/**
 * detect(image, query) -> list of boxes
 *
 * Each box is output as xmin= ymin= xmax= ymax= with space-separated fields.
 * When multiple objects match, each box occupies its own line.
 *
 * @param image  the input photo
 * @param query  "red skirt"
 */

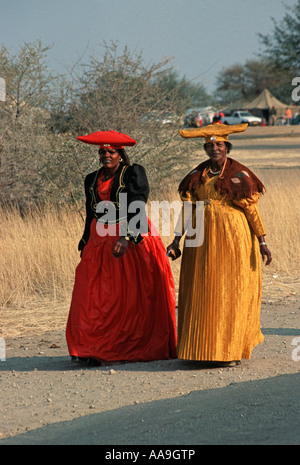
xmin=66 ymin=219 xmax=177 ymax=362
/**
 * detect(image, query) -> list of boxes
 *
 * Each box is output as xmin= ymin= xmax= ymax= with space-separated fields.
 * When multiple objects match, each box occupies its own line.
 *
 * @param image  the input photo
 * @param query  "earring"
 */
xmin=119 ymin=158 xmax=123 ymax=163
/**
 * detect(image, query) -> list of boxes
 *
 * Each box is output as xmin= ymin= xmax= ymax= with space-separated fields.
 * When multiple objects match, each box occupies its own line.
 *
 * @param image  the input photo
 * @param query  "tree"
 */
xmin=63 ymin=42 xmax=199 ymax=135
xmin=243 ymin=59 xmax=281 ymax=95
xmin=214 ymin=59 xmax=289 ymax=105
xmin=52 ymin=42 xmax=205 ymax=189
xmin=0 ymin=40 xmax=203 ymax=207
xmin=0 ymin=41 xmax=58 ymax=205
xmin=214 ymin=63 xmax=246 ymax=104
xmin=259 ymin=0 xmax=300 ymax=73
xmin=153 ymin=70 xmax=211 ymax=108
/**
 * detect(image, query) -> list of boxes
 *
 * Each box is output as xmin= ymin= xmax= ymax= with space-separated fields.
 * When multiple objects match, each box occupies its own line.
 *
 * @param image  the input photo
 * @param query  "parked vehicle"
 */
xmin=183 ymin=108 xmax=200 ymax=127
xmin=221 ymin=111 xmax=262 ymax=125
xmin=158 ymin=112 xmax=180 ymax=125
xmin=141 ymin=112 xmax=180 ymax=126
xmin=183 ymin=106 xmax=216 ymax=127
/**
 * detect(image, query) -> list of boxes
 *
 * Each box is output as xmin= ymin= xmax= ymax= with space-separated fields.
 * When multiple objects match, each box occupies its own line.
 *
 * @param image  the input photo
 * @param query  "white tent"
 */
xmin=242 ymin=89 xmax=287 ymax=110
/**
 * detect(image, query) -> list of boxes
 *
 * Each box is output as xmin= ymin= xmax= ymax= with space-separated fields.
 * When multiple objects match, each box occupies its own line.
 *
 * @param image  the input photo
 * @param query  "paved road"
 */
xmin=1 ymin=372 xmax=299 ymax=446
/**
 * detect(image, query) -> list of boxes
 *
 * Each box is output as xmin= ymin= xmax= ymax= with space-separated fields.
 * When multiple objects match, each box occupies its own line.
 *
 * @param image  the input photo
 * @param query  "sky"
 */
xmin=0 ymin=0 xmax=298 ymax=94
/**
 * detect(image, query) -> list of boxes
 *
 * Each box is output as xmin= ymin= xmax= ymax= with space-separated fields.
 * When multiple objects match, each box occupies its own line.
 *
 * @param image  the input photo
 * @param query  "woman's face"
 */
xmin=99 ymin=148 xmax=120 ymax=170
xmin=205 ymin=141 xmax=227 ymax=165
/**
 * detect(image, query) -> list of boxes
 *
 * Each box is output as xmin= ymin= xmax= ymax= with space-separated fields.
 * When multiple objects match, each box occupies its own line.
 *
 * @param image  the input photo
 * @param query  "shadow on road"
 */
xmin=1 ymin=372 xmax=299 ymax=445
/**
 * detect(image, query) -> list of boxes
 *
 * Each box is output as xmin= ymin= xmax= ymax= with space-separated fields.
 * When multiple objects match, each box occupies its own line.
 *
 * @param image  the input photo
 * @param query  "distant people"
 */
xmin=291 ymin=112 xmax=300 ymax=125
xmin=212 ymin=115 xmax=223 ymax=124
xmin=269 ymin=106 xmax=276 ymax=126
xmin=278 ymin=113 xmax=286 ymax=125
xmin=261 ymin=118 xmax=267 ymax=126
xmin=285 ymin=107 xmax=292 ymax=125
xmin=194 ymin=112 xmax=203 ymax=127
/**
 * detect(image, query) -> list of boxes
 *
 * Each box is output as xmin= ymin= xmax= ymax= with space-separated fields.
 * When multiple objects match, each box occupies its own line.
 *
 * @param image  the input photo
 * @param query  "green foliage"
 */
xmin=214 ymin=58 xmax=289 ymax=105
xmin=258 ymin=0 xmax=300 ymax=73
xmin=0 ymin=40 xmax=207 ymax=210
xmin=213 ymin=2 xmax=300 ymax=106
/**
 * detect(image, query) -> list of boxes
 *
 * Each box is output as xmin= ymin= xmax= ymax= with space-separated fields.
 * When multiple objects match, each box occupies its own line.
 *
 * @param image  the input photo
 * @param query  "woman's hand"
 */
xmin=259 ymin=243 xmax=272 ymax=265
xmin=166 ymin=238 xmax=182 ymax=261
xmin=113 ymin=237 xmax=129 ymax=258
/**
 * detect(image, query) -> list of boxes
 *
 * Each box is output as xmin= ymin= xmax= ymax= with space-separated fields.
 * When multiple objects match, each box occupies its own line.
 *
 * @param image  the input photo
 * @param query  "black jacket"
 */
xmin=78 ymin=163 xmax=150 ymax=251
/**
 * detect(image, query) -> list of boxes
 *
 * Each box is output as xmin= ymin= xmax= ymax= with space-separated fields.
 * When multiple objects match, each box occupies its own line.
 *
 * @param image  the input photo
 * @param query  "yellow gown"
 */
xmin=177 ymin=169 xmax=266 ymax=361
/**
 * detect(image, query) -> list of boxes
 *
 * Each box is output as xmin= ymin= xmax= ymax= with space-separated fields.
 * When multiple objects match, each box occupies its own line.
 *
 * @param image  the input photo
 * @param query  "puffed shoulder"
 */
xmin=125 ymin=163 xmax=147 ymax=177
xmin=232 ymin=192 xmax=261 ymax=209
xmin=124 ymin=164 xmax=149 ymax=198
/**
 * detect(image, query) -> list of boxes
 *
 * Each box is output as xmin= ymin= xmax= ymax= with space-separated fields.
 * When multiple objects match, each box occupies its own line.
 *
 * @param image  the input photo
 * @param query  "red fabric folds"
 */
xmin=66 ymin=219 xmax=177 ymax=362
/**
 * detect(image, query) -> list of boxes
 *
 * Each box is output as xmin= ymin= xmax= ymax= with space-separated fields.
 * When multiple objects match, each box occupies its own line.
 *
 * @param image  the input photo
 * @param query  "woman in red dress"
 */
xmin=66 ymin=131 xmax=177 ymax=365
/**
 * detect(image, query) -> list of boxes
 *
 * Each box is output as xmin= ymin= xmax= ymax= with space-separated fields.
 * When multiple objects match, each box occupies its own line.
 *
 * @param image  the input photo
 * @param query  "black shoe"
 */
xmin=71 ymin=356 xmax=102 ymax=366
xmin=71 ymin=356 xmax=89 ymax=364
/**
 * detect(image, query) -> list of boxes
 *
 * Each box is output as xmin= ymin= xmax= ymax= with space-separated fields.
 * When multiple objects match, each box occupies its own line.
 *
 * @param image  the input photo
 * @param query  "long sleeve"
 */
xmin=78 ymin=171 xmax=98 ymax=251
xmin=124 ymin=164 xmax=150 ymax=244
xmin=233 ymin=193 xmax=266 ymax=237
xmin=174 ymin=190 xmax=195 ymax=236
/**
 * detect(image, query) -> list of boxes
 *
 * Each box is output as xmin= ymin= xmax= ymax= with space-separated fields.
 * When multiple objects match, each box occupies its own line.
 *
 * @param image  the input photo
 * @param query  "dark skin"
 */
xmin=167 ymin=141 xmax=272 ymax=265
xmin=99 ymin=148 xmax=128 ymax=258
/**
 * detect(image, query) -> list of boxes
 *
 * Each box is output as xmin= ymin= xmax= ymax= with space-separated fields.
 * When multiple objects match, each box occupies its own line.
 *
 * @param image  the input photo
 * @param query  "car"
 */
xmin=221 ymin=111 xmax=262 ymax=125
xmin=141 ymin=112 xmax=180 ymax=126
xmin=157 ymin=112 xmax=180 ymax=125
xmin=183 ymin=106 xmax=217 ymax=127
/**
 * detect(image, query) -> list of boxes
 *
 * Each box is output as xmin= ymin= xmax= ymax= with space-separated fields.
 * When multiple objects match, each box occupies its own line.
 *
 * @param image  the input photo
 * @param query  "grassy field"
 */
xmin=1 ymin=126 xmax=300 ymax=337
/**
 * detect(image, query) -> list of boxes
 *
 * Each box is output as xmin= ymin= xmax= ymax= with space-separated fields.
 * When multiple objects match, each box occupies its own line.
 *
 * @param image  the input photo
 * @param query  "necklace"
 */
xmin=209 ymin=167 xmax=221 ymax=175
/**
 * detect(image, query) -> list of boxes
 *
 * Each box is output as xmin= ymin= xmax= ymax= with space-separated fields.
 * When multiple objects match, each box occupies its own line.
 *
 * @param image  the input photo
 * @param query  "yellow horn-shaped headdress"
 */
xmin=179 ymin=123 xmax=248 ymax=143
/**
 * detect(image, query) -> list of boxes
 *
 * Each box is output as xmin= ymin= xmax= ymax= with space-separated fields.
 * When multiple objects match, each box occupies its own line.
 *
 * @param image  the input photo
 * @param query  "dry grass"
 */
xmin=256 ymin=168 xmax=300 ymax=300
xmin=255 ymin=169 xmax=300 ymax=274
xmin=0 ymin=203 xmax=83 ymax=337
xmin=1 ymin=162 xmax=299 ymax=338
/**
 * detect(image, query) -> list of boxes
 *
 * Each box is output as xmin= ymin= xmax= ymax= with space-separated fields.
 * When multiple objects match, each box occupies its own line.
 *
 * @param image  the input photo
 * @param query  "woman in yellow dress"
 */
xmin=167 ymin=123 xmax=272 ymax=364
